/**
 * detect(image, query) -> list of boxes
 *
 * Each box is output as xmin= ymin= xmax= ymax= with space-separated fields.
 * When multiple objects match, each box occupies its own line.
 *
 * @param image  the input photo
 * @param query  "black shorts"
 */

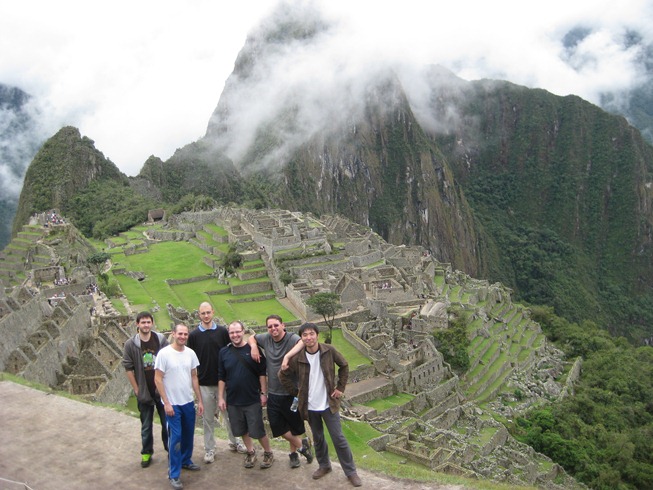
xmin=227 ymin=402 xmax=266 ymax=439
xmin=267 ymin=393 xmax=306 ymax=438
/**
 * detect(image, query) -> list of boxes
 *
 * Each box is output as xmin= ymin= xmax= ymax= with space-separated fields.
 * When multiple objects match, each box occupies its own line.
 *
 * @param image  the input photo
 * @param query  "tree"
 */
xmin=87 ymin=252 xmax=110 ymax=274
xmin=221 ymin=243 xmax=242 ymax=274
xmin=306 ymin=292 xmax=340 ymax=344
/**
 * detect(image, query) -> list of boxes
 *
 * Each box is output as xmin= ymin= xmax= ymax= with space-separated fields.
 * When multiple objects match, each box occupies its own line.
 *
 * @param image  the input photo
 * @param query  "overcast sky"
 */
xmin=1 ymin=0 xmax=651 ymax=178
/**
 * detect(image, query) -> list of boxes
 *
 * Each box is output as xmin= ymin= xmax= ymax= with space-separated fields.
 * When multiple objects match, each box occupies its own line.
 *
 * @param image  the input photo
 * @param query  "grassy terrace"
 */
xmin=107 ymin=234 xmax=296 ymax=328
xmin=203 ymin=223 xmax=228 ymax=236
xmin=363 ymin=392 xmax=415 ymax=412
xmin=195 ymin=230 xmax=227 ymax=249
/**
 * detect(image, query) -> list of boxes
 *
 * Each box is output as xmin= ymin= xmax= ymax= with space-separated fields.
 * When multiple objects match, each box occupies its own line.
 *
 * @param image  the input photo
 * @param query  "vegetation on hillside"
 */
xmin=513 ymin=306 xmax=653 ymax=490
xmin=431 ymin=308 xmax=470 ymax=373
xmin=69 ymin=180 xmax=155 ymax=239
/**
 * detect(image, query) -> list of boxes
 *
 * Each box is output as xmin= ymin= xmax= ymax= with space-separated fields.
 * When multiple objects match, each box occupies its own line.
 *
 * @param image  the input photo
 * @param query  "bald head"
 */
xmin=198 ymin=302 xmax=215 ymax=327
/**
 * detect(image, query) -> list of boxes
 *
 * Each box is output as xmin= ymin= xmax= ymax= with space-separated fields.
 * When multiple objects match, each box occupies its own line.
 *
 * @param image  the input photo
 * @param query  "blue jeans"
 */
xmin=308 ymin=408 xmax=357 ymax=477
xmin=138 ymin=400 xmax=168 ymax=455
xmin=166 ymin=402 xmax=196 ymax=479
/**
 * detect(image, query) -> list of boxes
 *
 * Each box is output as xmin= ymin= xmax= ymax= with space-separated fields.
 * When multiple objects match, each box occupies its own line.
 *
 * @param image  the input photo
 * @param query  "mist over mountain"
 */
xmin=0 ymin=84 xmax=44 ymax=248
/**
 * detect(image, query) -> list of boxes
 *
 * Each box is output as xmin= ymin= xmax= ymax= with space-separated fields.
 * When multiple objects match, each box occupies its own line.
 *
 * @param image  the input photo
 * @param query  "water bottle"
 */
xmin=290 ymin=396 xmax=299 ymax=412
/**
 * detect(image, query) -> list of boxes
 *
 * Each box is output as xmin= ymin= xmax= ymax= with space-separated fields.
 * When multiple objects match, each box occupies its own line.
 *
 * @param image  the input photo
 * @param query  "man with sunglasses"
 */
xmin=248 ymin=314 xmax=314 ymax=468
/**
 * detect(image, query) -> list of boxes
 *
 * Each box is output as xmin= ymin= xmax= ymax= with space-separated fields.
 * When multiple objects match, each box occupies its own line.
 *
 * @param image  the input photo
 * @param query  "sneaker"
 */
xmin=182 ymin=463 xmax=200 ymax=471
xmin=289 ymin=452 xmax=300 ymax=468
xmin=244 ymin=450 xmax=257 ymax=469
xmin=348 ymin=473 xmax=362 ymax=487
xmin=312 ymin=466 xmax=332 ymax=479
xmin=229 ymin=441 xmax=248 ymax=454
xmin=169 ymin=478 xmax=183 ymax=490
xmin=260 ymin=451 xmax=274 ymax=469
xmin=141 ymin=454 xmax=152 ymax=468
xmin=298 ymin=437 xmax=314 ymax=464
xmin=203 ymin=450 xmax=215 ymax=464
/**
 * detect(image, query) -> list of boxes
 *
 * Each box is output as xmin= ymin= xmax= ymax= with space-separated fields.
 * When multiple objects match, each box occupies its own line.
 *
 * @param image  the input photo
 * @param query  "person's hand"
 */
xmin=164 ymin=402 xmax=174 ymax=416
xmin=251 ymin=344 xmax=261 ymax=363
xmin=260 ymin=393 xmax=268 ymax=407
xmin=218 ymin=398 xmax=226 ymax=411
xmin=196 ymin=401 xmax=204 ymax=417
xmin=281 ymin=356 xmax=290 ymax=371
xmin=331 ymin=389 xmax=343 ymax=399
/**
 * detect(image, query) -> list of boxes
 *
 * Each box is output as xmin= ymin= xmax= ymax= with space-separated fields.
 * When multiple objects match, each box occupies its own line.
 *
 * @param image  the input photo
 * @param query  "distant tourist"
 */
xmin=154 ymin=324 xmax=204 ymax=490
xmin=186 ymin=302 xmax=246 ymax=465
xmin=279 ymin=322 xmax=362 ymax=487
xmin=121 ymin=311 xmax=169 ymax=468
xmin=218 ymin=320 xmax=274 ymax=469
xmin=248 ymin=314 xmax=313 ymax=468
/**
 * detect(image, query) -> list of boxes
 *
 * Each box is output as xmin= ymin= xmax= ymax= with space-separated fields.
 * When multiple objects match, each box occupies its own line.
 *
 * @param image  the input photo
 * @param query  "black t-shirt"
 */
xmin=140 ymin=334 xmax=160 ymax=398
xmin=187 ymin=325 xmax=230 ymax=386
xmin=218 ymin=344 xmax=266 ymax=406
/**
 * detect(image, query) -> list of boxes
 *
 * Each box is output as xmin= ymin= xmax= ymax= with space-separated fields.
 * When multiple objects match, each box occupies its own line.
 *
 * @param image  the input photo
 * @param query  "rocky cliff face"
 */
xmin=276 ymin=76 xmax=482 ymax=276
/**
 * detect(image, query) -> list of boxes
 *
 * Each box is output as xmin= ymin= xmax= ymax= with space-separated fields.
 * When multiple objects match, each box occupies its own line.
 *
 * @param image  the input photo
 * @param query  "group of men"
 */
xmin=122 ymin=302 xmax=362 ymax=489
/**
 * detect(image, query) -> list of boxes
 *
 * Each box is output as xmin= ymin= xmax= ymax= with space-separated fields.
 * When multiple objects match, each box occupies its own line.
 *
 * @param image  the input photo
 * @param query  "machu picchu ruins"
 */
xmin=0 ymin=207 xmax=584 ymax=489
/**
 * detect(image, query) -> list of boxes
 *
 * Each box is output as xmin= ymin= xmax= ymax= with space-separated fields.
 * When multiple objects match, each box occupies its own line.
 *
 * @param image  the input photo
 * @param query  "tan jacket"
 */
xmin=279 ymin=342 xmax=349 ymax=420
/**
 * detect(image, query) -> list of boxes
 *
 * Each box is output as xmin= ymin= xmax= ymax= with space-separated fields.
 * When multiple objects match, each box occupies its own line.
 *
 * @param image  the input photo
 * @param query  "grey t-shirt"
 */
xmin=254 ymin=331 xmax=301 ymax=395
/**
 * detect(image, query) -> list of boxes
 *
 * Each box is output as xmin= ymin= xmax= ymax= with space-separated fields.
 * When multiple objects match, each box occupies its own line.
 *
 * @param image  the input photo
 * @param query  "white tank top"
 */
xmin=306 ymin=350 xmax=329 ymax=411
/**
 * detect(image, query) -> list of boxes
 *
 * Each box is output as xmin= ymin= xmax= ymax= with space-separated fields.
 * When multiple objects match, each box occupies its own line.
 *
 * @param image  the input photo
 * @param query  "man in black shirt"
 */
xmin=218 ymin=321 xmax=274 ymax=470
xmin=187 ymin=302 xmax=245 ymax=464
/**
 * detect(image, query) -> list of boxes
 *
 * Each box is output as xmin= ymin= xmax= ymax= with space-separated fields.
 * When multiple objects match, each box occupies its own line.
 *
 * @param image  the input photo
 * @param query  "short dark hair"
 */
xmin=136 ymin=311 xmax=153 ymax=323
xmin=266 ymin=314 xmax=283 ymax=325
xmin=299 ymin=322 xmax=319 ymax=336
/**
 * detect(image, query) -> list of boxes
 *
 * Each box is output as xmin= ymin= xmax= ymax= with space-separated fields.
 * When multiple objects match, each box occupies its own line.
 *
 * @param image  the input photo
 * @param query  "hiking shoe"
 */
xmin=229 ymin=441 xmax=248 ymax=453
xmin=260 ymin=451 xmax=274 ymax=469
xmin=298 ymin=437 xmax=314 ymax=464
xmin=182 ymin=463 xmax=200 ymax=471
xmin=169 ymin=478 xmax=183 ymax=490
xmin=312 ymin=466 xmax=332 ymax=479
xmin=348 ymin=473 xmax=362 ymax=487
xmin=203 ymin=450 xmax=215 ymax=464
xmin=141 ymin=453 xmax=152 ymax=468
xmin=289 ymin=452 xmax=300 ymax=468
xmin=244 ymin=450 xmax=257 ymax=469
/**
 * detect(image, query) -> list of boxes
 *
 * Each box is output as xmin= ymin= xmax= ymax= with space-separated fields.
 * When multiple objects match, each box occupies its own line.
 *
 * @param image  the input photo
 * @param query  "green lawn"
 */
xmin=105 ymin=236 xmax=298 ymax=328
xmin=110 ymin=242 xmax=213 ymax=327
xmin=207 ymin=295 xmax=296 ymax=327
xmin=327 ymin=329 xmax=371 ymax=368
xmin=363 ymin=392 xmax=415 ymax=412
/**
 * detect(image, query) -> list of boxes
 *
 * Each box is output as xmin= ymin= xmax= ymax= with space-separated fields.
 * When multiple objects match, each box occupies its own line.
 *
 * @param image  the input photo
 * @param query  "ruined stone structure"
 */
xmin=0 ymin=207 xmax=583 ymax=488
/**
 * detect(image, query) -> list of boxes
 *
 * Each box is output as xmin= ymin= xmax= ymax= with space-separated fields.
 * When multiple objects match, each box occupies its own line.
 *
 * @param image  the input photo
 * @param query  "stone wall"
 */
xmin=166 ymin=275 xmax=214 ymax=286
xmin=0 ymin=295 xmax=51 ymax=371
xmin=19 ymin=296 xmax=93 ymax=388
xmin=230 ymin=281 xmax=272 ymax=295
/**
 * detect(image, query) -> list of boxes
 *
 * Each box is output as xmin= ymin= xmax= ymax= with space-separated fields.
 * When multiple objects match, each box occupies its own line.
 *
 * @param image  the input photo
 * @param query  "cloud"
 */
xmin=0 ymin=0 xmax=651 ymax=177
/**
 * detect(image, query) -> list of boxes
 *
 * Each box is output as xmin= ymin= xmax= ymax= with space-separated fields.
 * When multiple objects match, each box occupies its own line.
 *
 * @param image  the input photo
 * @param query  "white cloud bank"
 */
xmin=0 ymin=0 xmax=651 ymax=178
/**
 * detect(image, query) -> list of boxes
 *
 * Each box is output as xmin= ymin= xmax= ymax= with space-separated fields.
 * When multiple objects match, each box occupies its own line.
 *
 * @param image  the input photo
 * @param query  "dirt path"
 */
xmin=0 ymin=381 xmax=466 ymax=490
